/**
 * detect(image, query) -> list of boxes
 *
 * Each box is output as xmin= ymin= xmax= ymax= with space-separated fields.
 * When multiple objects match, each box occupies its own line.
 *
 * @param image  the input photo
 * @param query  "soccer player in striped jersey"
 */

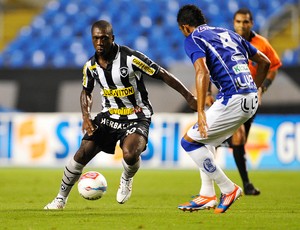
xmin=176 ymin=5 xmax=270 ymax=213
xmin=44 ymin=20 xmax=197 ymax=210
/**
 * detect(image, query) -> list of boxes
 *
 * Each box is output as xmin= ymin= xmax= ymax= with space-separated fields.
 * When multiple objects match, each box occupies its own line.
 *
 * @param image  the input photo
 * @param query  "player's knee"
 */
xmin=181 ymin=137 xmax=203 ymax=152
xmin=74 ymin=150 xmax=88 ymax=165
xmin=232 ymin=127 xmax=246 ymax=145
xmin=74 ymin=143 xmax=96 ymax=165
xmin=122 ymin=148 xmax=141 ymax=165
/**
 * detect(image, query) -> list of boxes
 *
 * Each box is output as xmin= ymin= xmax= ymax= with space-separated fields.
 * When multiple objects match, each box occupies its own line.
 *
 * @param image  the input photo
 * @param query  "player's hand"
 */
xmin=258 ymin=87 xmax=263 ymax=106
xmin=198 ymin=111 xmax=208 ymax=138
xmin=82 ymin=116 xmax=98 ymax=136
xmin=205 ymin=94 xmax=214 ymax=107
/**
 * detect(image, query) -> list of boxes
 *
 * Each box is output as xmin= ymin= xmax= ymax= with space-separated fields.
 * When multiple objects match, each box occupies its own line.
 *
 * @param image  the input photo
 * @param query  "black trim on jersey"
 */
xmin=90 ymin=55 xmax=112 ymax=109
xmin=119 ymin=46 xmax=139 ymax=109
xmin=90 ymin=56 xmax=112 ymax=109
xmin=104 ymin=63 xmax=127 ymax=109
xmin=84 ymin=68 xmax=95 ymax=93
xmin=90 ymin=56 xmax=103 ymax=86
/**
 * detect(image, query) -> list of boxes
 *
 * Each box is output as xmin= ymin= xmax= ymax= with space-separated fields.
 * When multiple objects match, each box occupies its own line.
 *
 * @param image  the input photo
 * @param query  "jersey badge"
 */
xmin=120 ymin=67 xmax=129 ymax=78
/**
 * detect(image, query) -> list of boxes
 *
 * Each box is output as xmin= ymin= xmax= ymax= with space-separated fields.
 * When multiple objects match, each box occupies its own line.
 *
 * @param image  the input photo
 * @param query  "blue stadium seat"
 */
xmin=0 ymin=0 xmax=299 ymax=68
xmin=282 ymin=47 xmax=300 ymax=66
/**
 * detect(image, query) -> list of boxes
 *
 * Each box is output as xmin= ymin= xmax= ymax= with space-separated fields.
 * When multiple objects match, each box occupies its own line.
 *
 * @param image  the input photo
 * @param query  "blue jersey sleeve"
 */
xmin=242 ymin=39 xmax=257 ymax=57
xmin=184 ymin=35 xmax=206 ymax=64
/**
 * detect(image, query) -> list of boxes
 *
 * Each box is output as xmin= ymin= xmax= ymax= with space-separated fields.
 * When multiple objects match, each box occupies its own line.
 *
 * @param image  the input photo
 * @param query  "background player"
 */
xmin=44 ymin=20 xmax=197 ymax=209
xmin=206 ymin=8 xmax=282 ymax=195
xmin=176 ymin=4 xmax=270 ymax=213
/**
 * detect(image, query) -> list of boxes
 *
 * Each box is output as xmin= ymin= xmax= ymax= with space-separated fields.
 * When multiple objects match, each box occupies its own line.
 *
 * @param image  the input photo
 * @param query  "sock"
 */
xmin=199 ymin=169 xmax=215 ymax=197
xmin=121 ymin=157 xmax=141 ymax=179
xmin=232 ymin=145 xmax=249 ymax=185
xmin=187 ymin=145 xmax=235 ymax=194
xmin=58 ymin=157 xmax=84 ymax=198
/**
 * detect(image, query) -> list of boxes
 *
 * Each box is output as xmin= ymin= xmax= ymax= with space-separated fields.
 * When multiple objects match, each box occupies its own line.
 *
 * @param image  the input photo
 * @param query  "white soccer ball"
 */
xmin=78 ymin=171 xmax=107 ymax=200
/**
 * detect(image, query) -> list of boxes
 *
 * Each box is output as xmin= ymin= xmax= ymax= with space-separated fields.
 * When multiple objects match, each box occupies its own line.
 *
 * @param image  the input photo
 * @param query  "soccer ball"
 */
xmin=78 ymin=171 xmax=107 ymax=200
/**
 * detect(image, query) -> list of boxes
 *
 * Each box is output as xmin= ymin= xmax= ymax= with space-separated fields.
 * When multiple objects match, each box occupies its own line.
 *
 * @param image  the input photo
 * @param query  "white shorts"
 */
xmin=187 ymin=93 xmax=258 ymax=147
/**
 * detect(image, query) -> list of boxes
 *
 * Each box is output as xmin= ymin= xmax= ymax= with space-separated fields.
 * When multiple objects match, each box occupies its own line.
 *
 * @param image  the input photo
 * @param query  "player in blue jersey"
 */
xmin=44 ymin=20 xmax=197 ymax=210
xmin=176 ymin=5 xmax=270 ymax=213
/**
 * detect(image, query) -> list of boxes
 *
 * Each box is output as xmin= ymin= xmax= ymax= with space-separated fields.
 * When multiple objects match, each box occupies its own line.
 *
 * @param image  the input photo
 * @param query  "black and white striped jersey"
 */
xmin=82 ymin=44 xmax=161 ymax=121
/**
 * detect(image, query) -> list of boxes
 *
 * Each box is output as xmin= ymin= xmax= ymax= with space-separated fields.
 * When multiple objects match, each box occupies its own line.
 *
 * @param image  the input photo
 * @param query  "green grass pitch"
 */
xmin=0 ymin=168 xmax=299 ymax=230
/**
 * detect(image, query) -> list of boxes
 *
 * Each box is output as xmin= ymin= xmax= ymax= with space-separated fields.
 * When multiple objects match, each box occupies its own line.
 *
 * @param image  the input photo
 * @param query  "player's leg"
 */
xmin=117 ymin=133 xmax=146 ymax=204
xmin=232 ymin=125 xmax=249 ymax=183
xmin=178 ymin=94 xmax=257 ymax=212
xmin=117 ymin=120 xmax=150 ymax=204
xmin=178 ymin=137 xmax=238 ymax=211
xmin=44 ymin=140 xmax=100 ymax=210
xmin=231 ymin=125 xmax=250 ymax=184
xmin=232 ymin=117 xmax=260 ymax=195
xmin=121 ymin=132 xmax=145 ymax=177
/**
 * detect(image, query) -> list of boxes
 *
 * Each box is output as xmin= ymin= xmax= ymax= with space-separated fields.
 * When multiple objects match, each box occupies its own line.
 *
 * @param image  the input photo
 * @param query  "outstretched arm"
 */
xmin=156 ymin=67 xmax=197 ymax=111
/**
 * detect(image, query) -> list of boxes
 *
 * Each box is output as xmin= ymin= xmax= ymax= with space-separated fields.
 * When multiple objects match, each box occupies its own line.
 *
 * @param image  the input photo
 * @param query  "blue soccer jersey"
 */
xmin=184 ymin=25 xmax=258 ymax=97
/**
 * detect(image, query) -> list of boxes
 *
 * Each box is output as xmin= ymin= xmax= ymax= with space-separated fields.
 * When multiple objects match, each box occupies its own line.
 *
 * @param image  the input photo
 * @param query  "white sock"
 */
xmin=122 ymin=157 xmax=141 ymax=179
xmin=188 ymin=145 xmax=235 ymax=194
xmin=199 ymin=169 xmax=215 ymax=197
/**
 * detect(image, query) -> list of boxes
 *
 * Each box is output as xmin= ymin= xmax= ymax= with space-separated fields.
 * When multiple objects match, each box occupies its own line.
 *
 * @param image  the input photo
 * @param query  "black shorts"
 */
xmin=82 ymin=113 xmax=151 ymax=154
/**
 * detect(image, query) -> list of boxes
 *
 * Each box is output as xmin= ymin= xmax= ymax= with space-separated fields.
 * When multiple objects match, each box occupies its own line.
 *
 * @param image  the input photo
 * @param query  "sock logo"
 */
xmin=203 ymin=158 xmax=216 ymax=173
xmin=61 ymin=184 xmax=66 ymax=191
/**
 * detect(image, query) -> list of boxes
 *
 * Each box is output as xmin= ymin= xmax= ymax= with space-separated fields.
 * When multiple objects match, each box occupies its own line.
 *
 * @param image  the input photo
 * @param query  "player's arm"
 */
xmin=81 ymin=65 xmax=97 ymax=136
xmin=260 ymin=51 xmax=281 ymax=93
xmin=259 ymin=69 xmax=277 ymax=95
xmin=132 ymin=50 xmax=197 ymax=110
xmin=156 ymin=67 xmax=197 ymax=111
xmin=194 ymin=57 xmax=210 ymax=138
xmin=249 ymin=50 xmax=270 ymax=88
xmin=205 ymin=81 xmax=215 ymax=107
xmin=80 ymin=89 xmax=97 ymax=136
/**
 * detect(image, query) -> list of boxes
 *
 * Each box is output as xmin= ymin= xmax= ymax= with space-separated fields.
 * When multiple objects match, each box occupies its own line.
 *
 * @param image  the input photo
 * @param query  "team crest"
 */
xmin=203 ymin=158 xmax=216 ymax=173
xmin=120 ymin=67 xmax=129 ymax=78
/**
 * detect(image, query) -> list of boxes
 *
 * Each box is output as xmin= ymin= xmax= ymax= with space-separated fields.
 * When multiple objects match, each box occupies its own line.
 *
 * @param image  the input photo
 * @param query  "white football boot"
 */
xmin=44 ymin=197 xmax=67 ymax=210
xmin=116 ymin=173 xmax=133 ymax=204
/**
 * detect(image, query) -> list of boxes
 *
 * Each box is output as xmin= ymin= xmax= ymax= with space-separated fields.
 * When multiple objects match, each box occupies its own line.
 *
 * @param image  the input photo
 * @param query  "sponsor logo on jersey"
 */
xmin=103 ymin=86 xmax=134 ymax=97
xmin=232 ymin=63 xmax=250 ymax=74
xmin=108 ymin=106 xmax=142 ymax=115
xmin=82 ymin=63 xmax=88 ymax=87
xmin=235 ymin=74 xmax=255 ymax=89
xmin=231 ymin=53 xmax=246 ymax=61
xmin=100 ymin=118 xmax=138 ymax=129
xmin=132 ymin=57 xmax=155 ymax=75
xmin=120 ymin=67 xmax=129 ymax=78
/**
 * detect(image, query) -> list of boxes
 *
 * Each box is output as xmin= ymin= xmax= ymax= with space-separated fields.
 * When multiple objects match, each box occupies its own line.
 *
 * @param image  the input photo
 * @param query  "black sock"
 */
xmin=232 ymin=145 xmax=249 ymax=185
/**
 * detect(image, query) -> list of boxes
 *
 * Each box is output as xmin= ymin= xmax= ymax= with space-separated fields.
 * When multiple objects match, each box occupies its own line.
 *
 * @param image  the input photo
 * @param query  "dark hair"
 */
xmin=233 ymin=8 xmax=253 ymax=21
xmin=177 ymin=4 xmax=206 ymax=26
xmin=91 ymin=20 xmax=114 ymax=34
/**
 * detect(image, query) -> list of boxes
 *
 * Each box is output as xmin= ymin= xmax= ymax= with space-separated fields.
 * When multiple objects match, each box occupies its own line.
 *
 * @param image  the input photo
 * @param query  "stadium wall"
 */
xmin=0 ymin=113 xmax=299 ymax=170
xmin=0 ymin=66 xmax=300 ymax=113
